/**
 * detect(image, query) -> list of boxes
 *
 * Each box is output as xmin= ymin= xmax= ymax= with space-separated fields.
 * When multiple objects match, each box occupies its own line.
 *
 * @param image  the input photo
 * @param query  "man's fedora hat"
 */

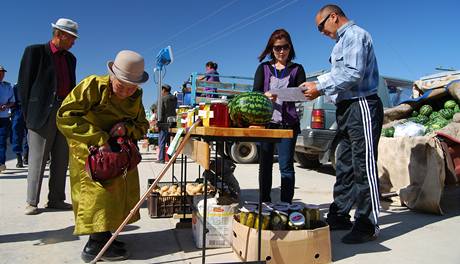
xmin=107 ymin=50 xmax=149 ymax=85
xmin=51 ymin=18 xmax=79 ymax=38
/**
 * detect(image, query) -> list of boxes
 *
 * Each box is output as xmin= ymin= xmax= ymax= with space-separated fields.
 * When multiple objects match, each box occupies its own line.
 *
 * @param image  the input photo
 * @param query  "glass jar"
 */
xmin=305 ymin=204 xmax=321 ymax=222
xmin=186 ymin=109 xmax=195 ymax=128
xmin=289 ymin=203 xmax=304 ymax=215
xmin=274 ymin=202 xmax=290 ymax=207
xmin=177 ymin=105 xmax=190 ymax=128
xmin=288 ymin=212 xmax=306 ymax=230
xmin=271 ymin=210 xmax=289 ymax=230
xmin=245 ymin=209 xmax=256 ymax=228
xmin=198 ymin=102 xmax=211 ymax=127
xmin=273 ymin=205 xmax=289 ymax=214
xmin=254 ymin=210 xmax=271 ymax=230
xmin=209 ymin=99 xmax=230 ymax=127
xmin=239 ymin=206 xmax=250 ymax=226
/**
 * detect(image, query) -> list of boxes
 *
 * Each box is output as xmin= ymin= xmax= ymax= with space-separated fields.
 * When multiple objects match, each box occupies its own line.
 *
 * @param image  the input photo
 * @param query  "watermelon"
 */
xmin=411 ymin=110 xmax=419 ymax=117
xmin=228 ymin=92 xmax=273 ymax=127
xmin=439 ymin=109 xmax=454 ymax=120
xmin=444 ymin=100 xmax=457 ymax=110
xmin=415 ymin=115 xmax=429 ymax=124
xmin=381 ymin=127 xmax=395 ymax=137
xmin=429 ymin=111 xmax=440 ymax=121
xmin=419 ymin=105 xmax=433 ymax=116
xmin=454 ymin=104 xmax=460 ymax=113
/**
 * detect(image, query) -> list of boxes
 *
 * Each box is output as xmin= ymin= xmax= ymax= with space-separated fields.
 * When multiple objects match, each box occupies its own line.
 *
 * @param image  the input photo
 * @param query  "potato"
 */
xmin=192 ymin=185 xmax=202 ymax=194
xmin=161 ymin=186 xmax=169 ymax=192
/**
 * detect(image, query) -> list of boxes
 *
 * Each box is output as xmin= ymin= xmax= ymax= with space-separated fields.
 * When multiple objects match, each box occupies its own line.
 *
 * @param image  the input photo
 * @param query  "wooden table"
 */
xmin=171 ymin=126 xmax=293 ymax=263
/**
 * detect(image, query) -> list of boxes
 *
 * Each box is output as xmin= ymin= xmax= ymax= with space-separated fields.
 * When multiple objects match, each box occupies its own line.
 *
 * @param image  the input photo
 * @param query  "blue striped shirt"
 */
xmin=317 ymin=21 xmax=379 ymax=103
xmin=0 ymin=81 xmax=15 ymax=118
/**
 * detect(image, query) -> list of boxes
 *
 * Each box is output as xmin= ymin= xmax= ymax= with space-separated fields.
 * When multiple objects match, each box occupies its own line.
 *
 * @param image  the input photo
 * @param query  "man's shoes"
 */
xmin=0 ymin=164 xmax=6 ymax=172
xmin=25 ymin=204 xmax=39 ymax=215
xmin=326 ymin=215 xmax=353 ymax=230
xmin=16 ymin=154 xmax=24 ymax=168
xmin=341 ymin=228 xmax=378 ymax=244
xmin=81 ymin=239 xmax=129 ymax=263
xmin=341 ymin=220 xmax=379 ymax=244
xmin=45 ymin=201 xmax=73 ymax=210
xmin=23 ymin=153 xmax=28 ymax=165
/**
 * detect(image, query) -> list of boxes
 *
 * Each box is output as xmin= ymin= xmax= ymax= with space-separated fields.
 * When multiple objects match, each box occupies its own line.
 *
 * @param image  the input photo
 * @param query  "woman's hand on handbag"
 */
xmin=110 ymin=122 xmax=127 ymax=137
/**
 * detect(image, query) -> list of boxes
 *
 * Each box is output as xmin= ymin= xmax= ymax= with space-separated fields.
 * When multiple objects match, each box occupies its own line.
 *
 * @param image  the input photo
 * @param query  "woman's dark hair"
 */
xmin=258 ymin=28 xmax=296 ymax=63
xmin=206 ymin=61 xmax=218 ymax=70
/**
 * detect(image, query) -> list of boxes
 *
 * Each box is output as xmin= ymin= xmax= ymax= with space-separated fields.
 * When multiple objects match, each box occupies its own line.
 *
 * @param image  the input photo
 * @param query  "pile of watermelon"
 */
xmin=382 ymin=99 xmax=460 ymax=137
xmin=228 ymin=92 xmax=273 ymax=127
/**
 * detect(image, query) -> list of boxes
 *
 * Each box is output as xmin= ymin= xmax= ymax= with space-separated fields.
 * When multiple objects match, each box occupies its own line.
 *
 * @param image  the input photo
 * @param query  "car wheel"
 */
xmin=294 ymin=152 xmax=321 ymax=168
xmin=230 ymin=142 xmax=259 ymax=164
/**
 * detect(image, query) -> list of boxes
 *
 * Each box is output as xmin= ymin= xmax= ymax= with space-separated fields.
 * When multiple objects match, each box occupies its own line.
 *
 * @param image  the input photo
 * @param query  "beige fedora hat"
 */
xmin=51 ymin=18 xmax=79 ymax=38
xmin=107 ymin=50 xmax=149 ymax=84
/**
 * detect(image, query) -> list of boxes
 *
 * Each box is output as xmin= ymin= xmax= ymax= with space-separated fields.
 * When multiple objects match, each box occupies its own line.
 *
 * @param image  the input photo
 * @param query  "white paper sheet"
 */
xmin=270 ymin=87 xmax=309 ymax=102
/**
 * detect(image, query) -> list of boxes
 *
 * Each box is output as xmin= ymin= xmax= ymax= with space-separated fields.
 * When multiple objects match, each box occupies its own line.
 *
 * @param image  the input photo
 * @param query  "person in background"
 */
xmin=198 ymin=61 xmax=220 ymax=98
xmin=17 ymin=18 xmax=78 ymax=215
xmin=253 ymin=29 xmax=306 ymax=203
xmin=156 ymin=84 xmax=177 ymax=163
xmin=56 ymin=50 xmax=149 ymax=262
xmin=301 ymin=4 xmax=383 ymax=244
xmin=11 ymin=83 xmax=29 ymax=168
xmin=0 ymin=65 xmax=15 ymax=172
xmin=149 ymin=103 xmax=158 ymax=131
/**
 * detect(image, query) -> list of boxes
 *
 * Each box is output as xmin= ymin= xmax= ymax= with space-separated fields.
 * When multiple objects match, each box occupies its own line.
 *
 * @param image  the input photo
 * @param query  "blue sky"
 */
xmin=2 ymin=0 xmax=459 ymax=109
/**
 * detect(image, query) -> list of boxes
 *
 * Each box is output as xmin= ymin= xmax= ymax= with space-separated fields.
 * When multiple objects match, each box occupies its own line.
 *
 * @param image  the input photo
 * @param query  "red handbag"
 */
xmin=85 ymin=137 xmax=142 ymax=182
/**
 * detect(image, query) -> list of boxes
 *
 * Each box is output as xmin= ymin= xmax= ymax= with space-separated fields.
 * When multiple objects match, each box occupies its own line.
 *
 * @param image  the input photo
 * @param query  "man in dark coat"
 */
xmin=17 ymin=18 xmax=79 ymax=215
xmin=156 ymin=84 xmax=177 ymax=163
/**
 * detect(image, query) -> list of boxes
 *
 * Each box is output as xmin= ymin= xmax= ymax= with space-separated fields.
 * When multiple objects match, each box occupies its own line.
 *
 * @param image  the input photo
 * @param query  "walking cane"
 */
xmin=90 ymin=119 xmax=202 ymax=263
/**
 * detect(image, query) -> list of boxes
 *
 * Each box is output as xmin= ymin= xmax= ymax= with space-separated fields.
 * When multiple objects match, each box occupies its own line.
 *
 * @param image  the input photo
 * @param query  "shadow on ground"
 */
xmin=241 ymin=186 xmax=460 ymax=262
xmin=0 ymin=226 xmax=78 ymax=245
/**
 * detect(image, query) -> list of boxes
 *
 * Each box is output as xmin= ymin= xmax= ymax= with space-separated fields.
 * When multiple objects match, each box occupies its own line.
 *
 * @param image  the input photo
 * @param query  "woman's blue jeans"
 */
xmin=258 ymin=126 xmax=299 ymax=203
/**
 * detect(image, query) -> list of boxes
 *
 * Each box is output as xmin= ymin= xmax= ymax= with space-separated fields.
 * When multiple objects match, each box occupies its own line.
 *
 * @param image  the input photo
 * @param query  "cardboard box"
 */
xmin=232 ymin=217 xmax=332 ymax=264
xmin=192 ymin=197 xmax=238 ymax=248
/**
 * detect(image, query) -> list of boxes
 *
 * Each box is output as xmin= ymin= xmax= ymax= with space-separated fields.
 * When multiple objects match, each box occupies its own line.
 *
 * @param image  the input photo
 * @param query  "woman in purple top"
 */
xmin=253 ymin=29 xmax=306 ymax=203
xmin=199 ymin=61 xmax=220 ymax=98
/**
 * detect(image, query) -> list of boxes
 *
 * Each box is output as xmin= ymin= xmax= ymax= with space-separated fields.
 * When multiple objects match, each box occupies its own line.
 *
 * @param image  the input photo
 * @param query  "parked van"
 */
xmin=294 ymin=73 xmax=413 ymax=168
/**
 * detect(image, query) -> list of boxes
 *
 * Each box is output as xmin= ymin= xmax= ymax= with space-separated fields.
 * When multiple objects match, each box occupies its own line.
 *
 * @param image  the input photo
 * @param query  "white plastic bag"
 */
xmin=393 ymin=121 xmax=426 ymax=137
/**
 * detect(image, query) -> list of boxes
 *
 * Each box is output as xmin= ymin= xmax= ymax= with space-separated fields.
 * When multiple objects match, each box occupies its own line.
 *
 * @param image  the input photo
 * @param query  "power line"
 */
xmin=174 ymin=0 xmax=295 ymax=58
xmin=152 ymin=0 xmax=239 ymax=50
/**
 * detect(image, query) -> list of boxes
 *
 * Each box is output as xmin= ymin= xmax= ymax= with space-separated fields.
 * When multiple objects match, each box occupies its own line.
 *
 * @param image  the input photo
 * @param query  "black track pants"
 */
xmin=330 ymin=94 xmax=383 ymax=230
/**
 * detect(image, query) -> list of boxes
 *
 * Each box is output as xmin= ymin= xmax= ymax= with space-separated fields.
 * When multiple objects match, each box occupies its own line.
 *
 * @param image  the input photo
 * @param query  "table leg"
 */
xmin=258 ymin=189 xmax=262 ymax=261
xmin=202 ymin=170 xmax=208 ymax=264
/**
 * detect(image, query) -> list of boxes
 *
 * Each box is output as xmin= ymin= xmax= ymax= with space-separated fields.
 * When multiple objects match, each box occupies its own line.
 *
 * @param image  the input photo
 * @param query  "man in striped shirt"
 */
xmin=301 ymin=4 xmax=383 ymax=244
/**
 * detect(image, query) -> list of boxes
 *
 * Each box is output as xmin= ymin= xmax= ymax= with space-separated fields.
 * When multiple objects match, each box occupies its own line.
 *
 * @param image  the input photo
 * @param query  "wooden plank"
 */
xmin=191 ymin=127 xmax=293 ymax=139
xmin=182 ymin=139 xmax=210 ymax=170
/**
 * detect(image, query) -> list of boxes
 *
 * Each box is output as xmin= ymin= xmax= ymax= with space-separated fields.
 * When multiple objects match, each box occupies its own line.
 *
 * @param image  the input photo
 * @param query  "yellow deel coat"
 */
xmin=56 ymin=75 xmax=149 ymax=235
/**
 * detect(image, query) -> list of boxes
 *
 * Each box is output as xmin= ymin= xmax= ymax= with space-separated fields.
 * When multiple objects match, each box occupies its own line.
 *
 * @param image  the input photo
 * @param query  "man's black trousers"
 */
xmin=330 ymin=94 xmax=383 ymax=231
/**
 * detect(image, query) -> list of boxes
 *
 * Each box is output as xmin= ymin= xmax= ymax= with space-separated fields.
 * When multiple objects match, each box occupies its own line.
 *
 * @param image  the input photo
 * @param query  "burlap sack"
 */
xmin=378 ymin=136 xmax=445 ymax=214
xmin=383 ymin=103 xmax=413 ymax=124
xmin=446 ymin=80 xmax=460 ymax=101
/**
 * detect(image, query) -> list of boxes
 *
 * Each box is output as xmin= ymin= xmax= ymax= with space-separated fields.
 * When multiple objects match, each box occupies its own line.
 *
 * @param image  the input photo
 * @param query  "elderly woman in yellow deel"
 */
xmin=56 ymin=50 xmax=149 ymax=262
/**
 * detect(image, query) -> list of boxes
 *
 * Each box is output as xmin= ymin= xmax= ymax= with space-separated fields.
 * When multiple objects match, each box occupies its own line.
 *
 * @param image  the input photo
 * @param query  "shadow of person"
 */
xmin=0 ymin=226 xmax=78 ymax=245
xmin=117 ymin=227 xmax=235 ymax=262
xmin=331 ymin=186 xmax=460 ymax=262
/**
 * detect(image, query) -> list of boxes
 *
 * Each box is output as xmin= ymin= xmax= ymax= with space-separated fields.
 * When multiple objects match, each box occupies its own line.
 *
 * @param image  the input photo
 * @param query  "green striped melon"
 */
xmin=228 ymin=92 xmax=273 ymax=127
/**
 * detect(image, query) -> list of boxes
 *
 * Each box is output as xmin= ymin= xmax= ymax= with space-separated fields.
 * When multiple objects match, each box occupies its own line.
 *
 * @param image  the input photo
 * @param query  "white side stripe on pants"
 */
xmin=358 ymin=97 xmax=380 ymax=225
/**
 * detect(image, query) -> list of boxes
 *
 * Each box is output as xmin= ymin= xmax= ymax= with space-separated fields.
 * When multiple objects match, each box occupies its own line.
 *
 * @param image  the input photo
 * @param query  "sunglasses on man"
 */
xmin=317 ymin=13 xmax=332 ymax=32
xmin=273 ymin=44 xmax=290 ymax=52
